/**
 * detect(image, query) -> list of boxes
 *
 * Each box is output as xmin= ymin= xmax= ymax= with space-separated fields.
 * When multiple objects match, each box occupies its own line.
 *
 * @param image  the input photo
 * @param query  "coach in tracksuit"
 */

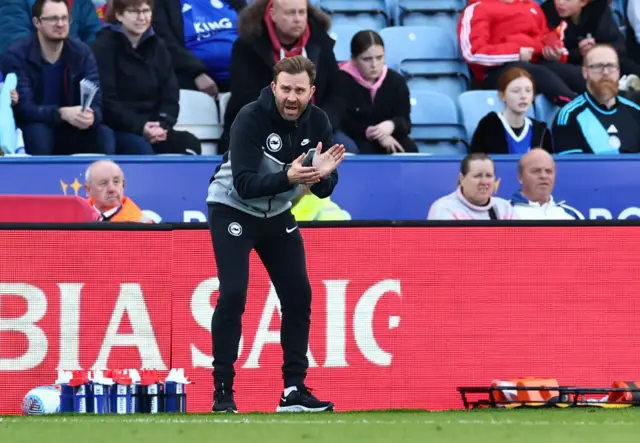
xmin=206 ymin=55 xmax=345 ymax=413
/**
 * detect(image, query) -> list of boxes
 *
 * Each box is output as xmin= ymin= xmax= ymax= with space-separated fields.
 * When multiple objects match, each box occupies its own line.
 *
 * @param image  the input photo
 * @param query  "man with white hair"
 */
xmin=84 ymin=159 xmax=153 ymax=223
xmin=509 ymin=148 xmax=583 ymax=219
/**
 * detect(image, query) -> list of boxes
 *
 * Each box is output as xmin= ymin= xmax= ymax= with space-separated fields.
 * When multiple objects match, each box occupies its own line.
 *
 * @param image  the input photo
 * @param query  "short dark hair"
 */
xmin=460 ymin=153 xmax=494 ymax=176
xmin=32 ymin=0 xmax=68 ymax=19
xmin=106 ymin=0 xmax=155 ymax=24
xmin=273 ymin=56 xmax=317 ymax=85
xmin=350 ymin=30 xmax=384 ymax=58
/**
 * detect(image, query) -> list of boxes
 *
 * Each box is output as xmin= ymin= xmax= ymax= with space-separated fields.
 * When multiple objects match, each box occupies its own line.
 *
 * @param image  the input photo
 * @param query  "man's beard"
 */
xmin=589 ymin=78 xmax=619 ymax=102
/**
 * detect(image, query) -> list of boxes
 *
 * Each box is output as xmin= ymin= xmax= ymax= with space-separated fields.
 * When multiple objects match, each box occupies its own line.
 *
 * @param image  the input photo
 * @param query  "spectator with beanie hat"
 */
xmin=218 ymin=0 xmax=345 ymax=154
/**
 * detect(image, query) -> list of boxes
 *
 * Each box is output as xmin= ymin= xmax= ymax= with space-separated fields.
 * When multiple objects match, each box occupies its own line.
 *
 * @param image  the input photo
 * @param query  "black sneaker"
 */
xmin=212 ymin=385 xmax=237 ymax=413
xmin=276 ymin=386 xmax=334 ymax=412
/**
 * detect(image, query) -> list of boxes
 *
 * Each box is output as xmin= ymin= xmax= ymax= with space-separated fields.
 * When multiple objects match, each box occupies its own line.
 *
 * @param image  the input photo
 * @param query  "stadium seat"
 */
xmin=380 ymin=26 xmax=469 ymax=100
xmin=534 ymin=94 xmax=560 ymax=128
xmin=329 ymin=25 xmax=363 ymax=62
xmin=399 ymin=11 xmax=459 ymax=33
xmin=175 ymin=90 xmax=221 ymax=155
xmin=409 ymin=89 xmax=467 ymax=155
xmin=394 ymin=0 xmax=465 ymax=23
xmin=318 ymin=0 xmax=389 ymax=30
xmin=458 ymin=90 xmax=535 ymax=142
xmin=217 ymin=92 xmax=231 ymax=124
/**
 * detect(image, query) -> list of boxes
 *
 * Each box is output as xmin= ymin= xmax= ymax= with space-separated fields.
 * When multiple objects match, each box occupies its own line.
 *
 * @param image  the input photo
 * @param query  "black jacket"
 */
xmin=542 ymin=0 xmax=626 ymax=65
xmin=207 ymin=86 xmax=338 ymax=218
xmin=339 ymin=68 xmax=415 ymax=153
xmin=152 ymin=0 xmax=246 ymax=86
xmin=220 ymin=0 xmax=343 ymax=153
xmin=91 ymin=26 xmax=179 ymax=135
xmin=470 ymin=111 xmax=553 ymax=154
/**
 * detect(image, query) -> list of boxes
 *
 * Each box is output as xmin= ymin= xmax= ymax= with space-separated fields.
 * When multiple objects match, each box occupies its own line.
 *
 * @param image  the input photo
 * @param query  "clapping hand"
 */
xmin=287 ymin=153 xmax=322 ymax=185
xmin=312 ymin=141 xmax=346 ymax=177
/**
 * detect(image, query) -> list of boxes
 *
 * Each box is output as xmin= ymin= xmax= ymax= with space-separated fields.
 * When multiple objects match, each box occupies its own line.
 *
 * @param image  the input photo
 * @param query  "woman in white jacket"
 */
xmin=427 ymin=153 xmax=518 ymax=220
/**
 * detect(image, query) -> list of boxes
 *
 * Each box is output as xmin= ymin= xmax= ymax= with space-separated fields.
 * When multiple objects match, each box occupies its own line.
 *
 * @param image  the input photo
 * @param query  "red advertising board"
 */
xmin=1 ymin=226 xmax=640 ymax=415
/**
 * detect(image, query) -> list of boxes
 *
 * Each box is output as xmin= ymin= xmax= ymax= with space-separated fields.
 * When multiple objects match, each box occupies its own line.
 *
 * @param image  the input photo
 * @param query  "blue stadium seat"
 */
xmin=399 ymin=12 xmax=459 ymax=33
xmin=380 ymin=26 xmax=469 ymax=101
xmin=409 ymin=89 xmax=467 ymax=155
xmin=457 ymin=90 xmax=535 ymax=143
xmin=318 ymin=0 xmax=389 ymax=30
xmin=534 ymin=94 xmax=560 ymax=128
xmin=328 ymin=25 xmax=363 ymax=62
xmin=394 ymin=0 xmax=465 ymax=23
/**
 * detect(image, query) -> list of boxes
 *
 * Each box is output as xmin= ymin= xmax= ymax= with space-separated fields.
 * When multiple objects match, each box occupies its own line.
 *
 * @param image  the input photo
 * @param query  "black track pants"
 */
xmin=207 ymin=203 xmax=312 ymax=389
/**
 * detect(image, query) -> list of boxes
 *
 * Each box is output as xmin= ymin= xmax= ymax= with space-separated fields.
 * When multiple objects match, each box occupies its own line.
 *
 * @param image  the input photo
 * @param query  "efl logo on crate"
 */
xmin=54 ymin=368 xmax=191 ymax=414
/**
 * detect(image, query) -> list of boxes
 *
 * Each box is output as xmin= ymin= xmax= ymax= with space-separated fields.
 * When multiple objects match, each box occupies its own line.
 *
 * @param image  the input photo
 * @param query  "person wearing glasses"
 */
xmin=1 ymin=0 xmax=115 ymax=155
xmin=90 ymin=0 xmax=202 ymax=155
xmin=552 ymin=44 xmax=640 ymax=154
xmin=0 ymin=0 xmax=103 ymax=55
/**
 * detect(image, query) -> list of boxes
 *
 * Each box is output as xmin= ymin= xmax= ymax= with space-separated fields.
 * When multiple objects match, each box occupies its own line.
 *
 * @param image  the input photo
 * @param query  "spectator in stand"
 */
xmin=552 ymin=44 xmax=640 ymax=154
xmin=427 ymin=153 xmax=518 ymax=220
xmin=92 ymin=0 xmax=202 ymax=154
xmin=0 ymin=0 xmax=103 ymax=56
xmin=471 ymin=67 xmax=553 ymax=154
xmin=458 ymin=0 xmax=586 ymax=106
xmin=218 ymin=0 xmax=345 ymax=154
xmin=291 ymin=185 xmax=351 ymax=221
xmin=509 ymin=148 xmax=583 ymax=219
xmin=627 ymin=0 xmax=640 ymax=62
xmin=1 ymin=0 xmax=115 ymax=155
xmin=337 ymin=30 xmax=417 ymax=154
xmin=152 ymin=0 xmax=246 ymax=95
xmin=542 ymin=0 xmax=640 ymax=88
xmin=84 ymin=159 xmax=154 ymax=222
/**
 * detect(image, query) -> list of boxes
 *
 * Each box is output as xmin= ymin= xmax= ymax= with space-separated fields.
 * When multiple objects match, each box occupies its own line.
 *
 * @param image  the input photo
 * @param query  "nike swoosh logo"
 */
xmin=280 ymin=397 xmax=287 ymax=402
xmin=286 ymin=226 xmax=298 ymax=234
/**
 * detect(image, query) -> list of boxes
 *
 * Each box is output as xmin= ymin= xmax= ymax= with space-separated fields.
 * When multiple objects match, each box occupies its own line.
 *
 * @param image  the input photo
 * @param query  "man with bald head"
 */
xmin=509 ymin=148 xmax=582 ymax=219
xmin=84 ymin=160 xmax=153 ymax=223
xmin=218 ymin=0 xmax=344 ymax=153
xmin=552 ymin=44 xmax=640 ymax=154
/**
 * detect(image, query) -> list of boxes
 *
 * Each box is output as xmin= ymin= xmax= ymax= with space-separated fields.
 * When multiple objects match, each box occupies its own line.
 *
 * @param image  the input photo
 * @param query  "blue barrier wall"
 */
xmin=2 ymin=155 xmax=640 ymax=221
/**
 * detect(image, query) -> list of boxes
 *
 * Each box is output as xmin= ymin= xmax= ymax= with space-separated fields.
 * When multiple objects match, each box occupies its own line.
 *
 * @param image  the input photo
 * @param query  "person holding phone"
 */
xmin=206 ymin=55 xmax=344 ymax=414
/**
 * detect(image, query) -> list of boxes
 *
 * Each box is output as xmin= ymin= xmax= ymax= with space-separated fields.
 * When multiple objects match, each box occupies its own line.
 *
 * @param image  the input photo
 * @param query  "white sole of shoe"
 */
xmin=276 ymin=405 xmax=333 ymax=413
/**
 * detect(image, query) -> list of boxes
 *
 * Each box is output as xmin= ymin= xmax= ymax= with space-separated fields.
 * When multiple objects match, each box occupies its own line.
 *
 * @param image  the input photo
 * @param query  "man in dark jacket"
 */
xmin=1 ymin=0 xmax=114 ymax=155
xmin=0 ymin=0 xmax=103 ymax=56
xmin=218 ymin=0 xmax=344 ymax=154
xmin=152 ymin=0 xmax=246 ymax=96
xmin=206 ymin=56 xmax=344 ymax=413
xmin=542 ymin=0 xmax=640 ymax=80
xmin=91 ymin=0 xmax=201 ymax=155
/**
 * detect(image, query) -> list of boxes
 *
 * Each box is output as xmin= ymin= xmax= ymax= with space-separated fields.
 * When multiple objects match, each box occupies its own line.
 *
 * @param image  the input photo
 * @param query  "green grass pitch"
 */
xmin=3 ymin=409 xmax=640 ymax=442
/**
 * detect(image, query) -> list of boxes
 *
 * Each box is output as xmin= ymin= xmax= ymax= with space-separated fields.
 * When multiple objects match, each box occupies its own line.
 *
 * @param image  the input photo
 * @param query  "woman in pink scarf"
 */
xmin=338 ymin=30 xmax=418 ymax=154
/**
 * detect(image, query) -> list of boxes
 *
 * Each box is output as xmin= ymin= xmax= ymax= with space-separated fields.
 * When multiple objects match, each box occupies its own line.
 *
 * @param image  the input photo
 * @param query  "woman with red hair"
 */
xmin=470 ymin=67 xmax=553 ymax=153
xmin=458 ymin=0 xmax=586 ymax=106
